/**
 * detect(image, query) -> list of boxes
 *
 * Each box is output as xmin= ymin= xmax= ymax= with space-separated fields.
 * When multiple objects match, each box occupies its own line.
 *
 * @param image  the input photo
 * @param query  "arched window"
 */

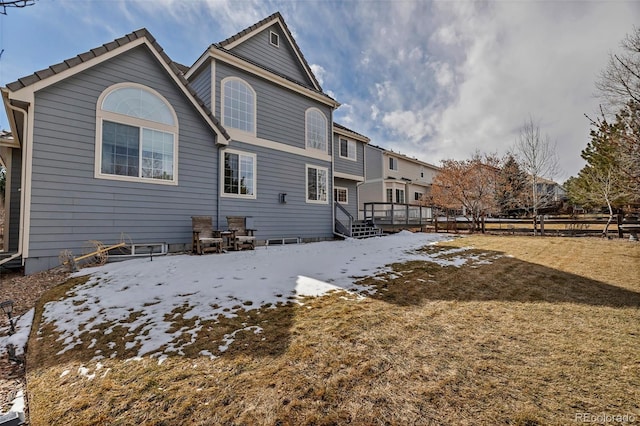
xmin=96 ymin=83 xmax=178 ymax=184
xmin=222 ymin=77 xmax=256 ymax=134
xmin=305 ymin=108 xmax=327 ymax=152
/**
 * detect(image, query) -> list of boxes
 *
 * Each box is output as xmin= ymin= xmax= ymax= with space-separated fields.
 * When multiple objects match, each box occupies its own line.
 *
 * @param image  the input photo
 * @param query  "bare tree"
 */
xmin=596 ymin=26 xmax=640 ymax=112
xmin=513 ymin=117 xmax=560 ymax=231
xmin=431 ymin=153 xmax=500 ymax=233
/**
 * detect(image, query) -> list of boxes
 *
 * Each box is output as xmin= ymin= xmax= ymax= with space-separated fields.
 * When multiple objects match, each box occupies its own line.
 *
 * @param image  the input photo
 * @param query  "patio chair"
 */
xmin=226 ymin=216 xmax=256 ymax=250
xmin=191 ymin=216 xmax=223 ymax=254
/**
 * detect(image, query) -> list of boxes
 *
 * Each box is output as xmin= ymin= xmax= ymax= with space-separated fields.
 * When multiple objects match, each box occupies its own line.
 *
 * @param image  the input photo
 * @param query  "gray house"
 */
xmin=1 ymin=13 xmax=352 ymax=274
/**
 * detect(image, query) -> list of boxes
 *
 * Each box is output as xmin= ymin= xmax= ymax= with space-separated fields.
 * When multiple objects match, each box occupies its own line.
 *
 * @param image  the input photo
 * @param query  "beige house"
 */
xmin=358 ymin=144 xmax=439 ymax=220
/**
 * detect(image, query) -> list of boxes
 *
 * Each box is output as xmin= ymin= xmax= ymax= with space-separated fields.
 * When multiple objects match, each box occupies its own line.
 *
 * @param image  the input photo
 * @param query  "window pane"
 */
xmin=141 ymin=128 xmax=174 ymax=180
xmin=239 ymin=155 xmax=254 ymax=195
xmin=103 ymin=87 xmax=174 ymax=125
xmin=102 ymin=121 xmax=139 ymax=177
xmin=224 ymin=152 xmax=239 ymax=194
xmin=340 ymin=139 xmax=348 ymax=157
xmin=307 ymin=167 xmax=317 ymax=200
xmin=318 ymin=169 xmax=327 ymax=201
xmin=223 ymin=80 xmax=254 ymax=133
xmin=306 ymin=110 xmax=327 ymax=151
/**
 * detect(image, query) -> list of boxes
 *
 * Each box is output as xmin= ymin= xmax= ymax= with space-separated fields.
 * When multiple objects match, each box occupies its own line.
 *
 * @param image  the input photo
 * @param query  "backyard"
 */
xmin=22 ymin=234 xmax=640 ymax=425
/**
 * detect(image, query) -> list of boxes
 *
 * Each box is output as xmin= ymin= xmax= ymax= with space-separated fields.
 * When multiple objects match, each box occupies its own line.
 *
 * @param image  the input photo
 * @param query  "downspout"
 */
xmin=0 ymin=91 xmax=28 ymax=266
xmin=216 ymin=143 xmax=222 ymax=230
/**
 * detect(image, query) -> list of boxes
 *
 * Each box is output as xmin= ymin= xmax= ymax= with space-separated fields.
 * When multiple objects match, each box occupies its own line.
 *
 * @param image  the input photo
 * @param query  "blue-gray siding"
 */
xmin=334 ymin=177 xmax=358 ymax=219
xmin=229 ymin=24 xmax=314 ymax=89
xmin=190 ymin=63 xmax=212 ymax=110
xmin=365 ymin=145 xmax=383 ymax=180
xmin=220 ymin=141 xmax=332 ymax=240
xmin=26 ymin=45 xmax=220 ymax=273
xmin=216 ymin=63 xmax=332 ymax=152
xmin=333 ymin=134 xmax=365 ymax=177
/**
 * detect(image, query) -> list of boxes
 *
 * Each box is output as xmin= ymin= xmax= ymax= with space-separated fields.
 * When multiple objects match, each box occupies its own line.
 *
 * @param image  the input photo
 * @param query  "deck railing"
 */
xmin=363 ymin=202 xmax=433 ymax=227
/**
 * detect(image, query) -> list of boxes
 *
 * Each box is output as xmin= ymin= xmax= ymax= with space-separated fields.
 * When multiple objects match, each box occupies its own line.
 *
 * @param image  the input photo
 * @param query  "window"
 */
xmin=386 ymin=188 xmax=393 ymax=203
xmin=306 ymin=108 xmax=327 ymax=152
xmin=306 ymin=165 xmax=328 ymax=203
xmin=222 ymin=150 xmax=256 ymax=198
xmin=96 ymin=84 xmax=177 ymax=184
xmin=222 ymin=77 xmax=256 ymax=134
xmin=270 ymin=31 xmax=279 ymax=47
xmin=396 ymin=189 xmax=405 ymax=204
xmin=389 ymin=157 xmax=398 ymax=171
xmin=339 ymin=138 xmax=356 ymax=161
xmin=414 ymin=192 xmax=423 ymax=201
xmin=334 ymin=187 xmax=348 ymax=204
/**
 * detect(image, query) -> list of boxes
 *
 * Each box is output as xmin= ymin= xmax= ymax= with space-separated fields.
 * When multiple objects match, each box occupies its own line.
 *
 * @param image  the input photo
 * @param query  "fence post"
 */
xmin=617 ymin=214 xmax=624 ymax=239
xmin=406 ymin=204 xmax=409 ymax=225
xmin=540 ymin=215 xmax=545 ymax=236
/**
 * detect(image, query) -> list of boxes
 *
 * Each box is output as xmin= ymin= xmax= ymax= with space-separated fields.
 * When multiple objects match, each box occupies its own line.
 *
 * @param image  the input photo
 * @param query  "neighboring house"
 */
xmin=1 ymin=13 xmax=344 ymax=274
xmin=359 ymin=144 xmax=439 ymax=219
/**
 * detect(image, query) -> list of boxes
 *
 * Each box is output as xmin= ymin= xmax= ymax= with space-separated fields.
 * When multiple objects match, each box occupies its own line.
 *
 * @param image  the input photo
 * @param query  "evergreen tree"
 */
xmin=495 ymin=154 xmax=528 ymax=216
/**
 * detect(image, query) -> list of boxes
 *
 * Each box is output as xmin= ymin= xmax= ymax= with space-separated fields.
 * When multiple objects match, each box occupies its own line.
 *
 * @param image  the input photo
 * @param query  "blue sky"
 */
xmin=1 ymin=0 xmax=639 ymax=181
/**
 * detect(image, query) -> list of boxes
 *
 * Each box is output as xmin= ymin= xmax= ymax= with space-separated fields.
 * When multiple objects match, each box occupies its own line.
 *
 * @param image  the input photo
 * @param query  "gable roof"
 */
xmin=368 ymin=143 xmax=440 ymax=170
xmin=3 ymin=28 xmax=230 ymax=142
xmin=218 ymin=11 xmax=322 ymax=92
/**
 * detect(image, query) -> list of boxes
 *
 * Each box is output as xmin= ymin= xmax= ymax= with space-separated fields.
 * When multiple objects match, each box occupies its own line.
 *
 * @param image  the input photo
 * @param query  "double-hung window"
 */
xmin=389 ymin=157 xmax=399 ymax=171
xmin=306 ymin=165 xmax=328 ymax=203
xmin=96 ymin=84 xmax=178 ymax=184
xmin=306 ymin=108 xmax=327 ymax=152
xmin=334 ymin=187 xmax=348 ymax=204
xmin=339 ymin=138 xmax=356 ymax=161
xmin=396 ymin=189 xmax=405 ymax=204
xmin=221 ymin=149 xmax=256 ymax=198
xmin=222 ymin=77 xmax=256 ymax=134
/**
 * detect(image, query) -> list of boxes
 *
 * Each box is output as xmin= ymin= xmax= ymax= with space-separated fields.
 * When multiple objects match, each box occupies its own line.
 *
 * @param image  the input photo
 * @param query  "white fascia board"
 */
xmin=227 ymin=129 xmax=331 ymax=162
xmin=8 ymin=38 xmax=229 ymax=143
xmin=334 ymin=171 xmax=365 ymax=182
xmin=209 ymin=48 xmax=339 ymax=109
xmin=333 ymin=126 xmax=370 ymax=143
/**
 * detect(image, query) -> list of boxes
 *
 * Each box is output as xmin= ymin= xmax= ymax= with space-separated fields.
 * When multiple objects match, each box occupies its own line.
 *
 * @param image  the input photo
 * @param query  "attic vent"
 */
xmin=270 ymin=31 xmax=279 ymax=47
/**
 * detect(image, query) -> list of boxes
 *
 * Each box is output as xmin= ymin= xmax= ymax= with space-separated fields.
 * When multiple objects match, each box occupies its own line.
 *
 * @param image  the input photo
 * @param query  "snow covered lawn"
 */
xmin=38 ymin=232 xmax=457 ymax=360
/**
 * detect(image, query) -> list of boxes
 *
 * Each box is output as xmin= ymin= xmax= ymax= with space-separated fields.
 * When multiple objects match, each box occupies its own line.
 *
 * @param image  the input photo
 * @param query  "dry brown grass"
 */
xmin=26 ymin=236 xmax=640 ymax=425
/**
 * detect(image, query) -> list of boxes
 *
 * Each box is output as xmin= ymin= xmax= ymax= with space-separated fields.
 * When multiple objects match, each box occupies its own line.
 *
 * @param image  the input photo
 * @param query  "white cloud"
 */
xmin=310 ymin=64 xmax=326 ymax=86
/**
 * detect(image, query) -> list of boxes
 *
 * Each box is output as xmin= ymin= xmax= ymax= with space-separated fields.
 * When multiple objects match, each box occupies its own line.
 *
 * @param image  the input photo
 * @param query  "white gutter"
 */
xmin=0 ymin=90 xmax=28 ymax=266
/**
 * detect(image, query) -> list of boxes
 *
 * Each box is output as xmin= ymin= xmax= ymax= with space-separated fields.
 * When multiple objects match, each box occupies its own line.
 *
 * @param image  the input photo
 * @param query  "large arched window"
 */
xmin=305 ymin=108 xmax=327 ymax=152
xmin=96 ymin=83 xmax=178 ymax=184
xmin=221 ymin=77 xmax=256 ymax=134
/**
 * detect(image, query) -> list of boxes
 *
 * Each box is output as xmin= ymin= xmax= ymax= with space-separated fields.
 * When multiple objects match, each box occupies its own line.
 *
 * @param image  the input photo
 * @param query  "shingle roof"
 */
xmin=218 ymin=11 xmax=322 ymax=92
xmin=333 ymin=122 xmax=370 ymax=142
xmin=5 ymin=28 xmax=230 ymax=140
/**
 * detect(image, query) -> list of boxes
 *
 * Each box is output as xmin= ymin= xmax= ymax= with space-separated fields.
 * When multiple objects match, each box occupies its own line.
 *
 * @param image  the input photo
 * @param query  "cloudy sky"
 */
xmin=1 ymin=0 xmax=638 ymax=181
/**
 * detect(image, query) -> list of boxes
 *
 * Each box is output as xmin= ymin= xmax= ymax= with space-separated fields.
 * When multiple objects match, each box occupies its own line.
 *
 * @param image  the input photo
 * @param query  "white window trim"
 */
xmin=94 ymin=82 xmax=179 ymax=186
xmin=305 ymin=164 xmax=329 ymax=204
xmin=389 ymin=157 xmax=399 ymax=171
xmin=334 ymin=186 xmax=348 ymax=204
xmin=270 ymin=31 xmax=280 ymax=47
xmin=220 ymin=148 xmax=257 ymax=199
xmin=339 ymin=138 xmax=357 ymax=161
xmin=221 ymin=76 xmax=257 ymax=136
xmin=305 ymin=108 xmax=328 ymax=153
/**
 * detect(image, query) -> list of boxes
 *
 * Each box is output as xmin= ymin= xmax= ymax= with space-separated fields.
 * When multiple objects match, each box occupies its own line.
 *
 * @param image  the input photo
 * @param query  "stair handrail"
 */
xmin=334 ymin=201 xmax=353 ymax=237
